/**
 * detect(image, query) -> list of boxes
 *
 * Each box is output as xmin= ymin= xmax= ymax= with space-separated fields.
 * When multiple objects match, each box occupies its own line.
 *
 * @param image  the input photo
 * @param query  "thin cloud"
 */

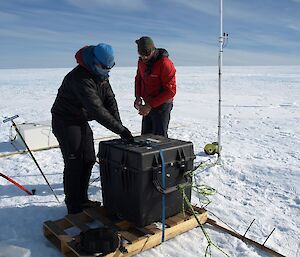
xmin=0 ymin=26 xmax=89 ymax=44
xmin=232 ymin=30 xmax=300 ymax=50
xmin=225 ymin=48 xmax=300 ymax=66
xmin=165 ymin=0 xmax=295 ymax=28
xmin=65 ymin=0 xmax=147 ymax=11
xmin=0 ymin=11 xmax=19 ymax=22
xmin=0 ymin=0 xmax=299 ymax=67
xmin=287 ymin=24 xmax=300 ymax=32
xmin=164 ymin=0 xmax=219 ymax=17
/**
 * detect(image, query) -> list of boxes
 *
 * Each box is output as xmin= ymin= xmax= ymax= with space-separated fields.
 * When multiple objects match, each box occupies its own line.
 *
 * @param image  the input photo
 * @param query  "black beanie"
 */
xmin=135 ymin=36 xmax=155 ymax=55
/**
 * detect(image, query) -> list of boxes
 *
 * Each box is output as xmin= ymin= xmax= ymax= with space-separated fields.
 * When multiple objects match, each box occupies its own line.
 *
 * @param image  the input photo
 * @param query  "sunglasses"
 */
xmin=139 ymin=49 xmax=154 ymax=58
xmin=94 ymin=57 xmax=115 ymax=70
xmin=100 ymin=62 xmax=115 ymax=70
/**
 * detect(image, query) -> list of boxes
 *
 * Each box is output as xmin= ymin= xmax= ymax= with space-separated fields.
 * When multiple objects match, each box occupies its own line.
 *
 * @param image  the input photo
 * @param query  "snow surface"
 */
xmin=0 ymin=66 xmax=299 ymax=257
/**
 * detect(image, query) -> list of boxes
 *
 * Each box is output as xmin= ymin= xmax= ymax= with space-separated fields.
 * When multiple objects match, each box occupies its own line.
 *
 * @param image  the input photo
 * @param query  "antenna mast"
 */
xmin=203 ymin=0 xmax=228 ymax=160
xmin=217 ymin=0 xmax=228 ymax=163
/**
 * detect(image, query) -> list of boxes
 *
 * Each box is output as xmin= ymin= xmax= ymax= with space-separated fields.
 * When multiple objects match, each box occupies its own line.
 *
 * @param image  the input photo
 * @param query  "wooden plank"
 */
xmin=84 ymin=207 xmax=133 ymax=231
xmin=135 ymin=226 xmax=156 ymax=236
xmin=66 ymin=240 xmax=94 ymax=257
xmin=55 ymin=218 xmax=74 ymax=230
xmin=165 ymin=218 xmax=178 ymax=227
xmin=144 ymin=224 xmax=161 ymax=234
xmin=174 ymin=212 xmax=188 ymax=220
xmin=115 ymin=220 xmax=133 ymax=231
xmin=123 ymin=211 xmax=208 ymax=255
xmin=123 ymin=233 xmax=161 ymax=256
xmin=43 ymin=207 xmax=208 ymax=257
xmin=85 ymin=205 xmax=111 ymax=217
xmin=43 ymin=220 xmax=74 ymax=254
xmin=165 ymin=211 xmax=196 ymax=227
xmin=165 ymin=214 xmax=185 ymax=226
xmin=164 ymin=211 xmax=207 ymax=241
xmin=65 ymin=213 xmax=91 ymax=232
xmin=206 ymin=218 xmax=285 ymax=257
xmin=83 ymin=207 xmax=114 ymax=228
xmin=104 ymin=249 xmax=124 ymax=257
xmin=188 ymin=206 xmax=207 ymax=215
xmin=43 ymin=220 xmax=68 ymax=237
xmin=119 ymin=231 xmax=140 ymax=243
xmin=44 ymin=206 xmax=284 ymax=257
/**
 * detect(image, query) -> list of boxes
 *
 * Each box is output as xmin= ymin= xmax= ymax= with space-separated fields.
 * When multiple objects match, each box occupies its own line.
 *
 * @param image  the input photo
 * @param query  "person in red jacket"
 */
xmin=134 ymin=36 xmax=176 ymax=137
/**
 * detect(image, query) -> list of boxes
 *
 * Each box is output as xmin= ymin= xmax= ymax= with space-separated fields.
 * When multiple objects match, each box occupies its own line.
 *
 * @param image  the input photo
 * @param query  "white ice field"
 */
xmin=0 ymin=66 xmax=299 ymax=257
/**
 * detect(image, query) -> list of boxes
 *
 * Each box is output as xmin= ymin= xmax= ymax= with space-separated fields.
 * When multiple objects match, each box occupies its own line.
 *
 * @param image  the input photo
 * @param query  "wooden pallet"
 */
xmin=43 ymin=206 xmax=207 ymax=257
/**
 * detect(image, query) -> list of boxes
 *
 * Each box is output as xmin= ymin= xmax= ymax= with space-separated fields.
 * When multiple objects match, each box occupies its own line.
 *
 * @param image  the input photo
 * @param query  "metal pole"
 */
xmin=3 ymin=116 xmax=60 ymax=202
xmin=262 ymin=228 xmax=276 ymax=246
xmin=0 ymin=172 xmax=34 ymax=195
xmin=217 ymin=0 xmax=224 ymax=163
xmin=242 ymin=219 xmax=255 ymax=238
xmin=13 ymin=121 xmax=60 ymax=202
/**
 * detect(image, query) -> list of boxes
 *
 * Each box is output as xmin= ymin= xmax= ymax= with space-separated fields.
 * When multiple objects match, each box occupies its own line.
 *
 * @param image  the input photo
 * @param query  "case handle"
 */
xmin=152 ymin=161 xmax=192 ymax=194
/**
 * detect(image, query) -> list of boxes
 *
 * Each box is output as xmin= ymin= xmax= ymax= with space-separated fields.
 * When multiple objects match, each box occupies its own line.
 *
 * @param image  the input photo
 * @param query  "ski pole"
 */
xmin=89 ymin=160 xmax=100 ymax=185
xmin=0 ymin=172 xmax=35 ymax=195
xmin=3 ymin=115 xmax=60 ymax=203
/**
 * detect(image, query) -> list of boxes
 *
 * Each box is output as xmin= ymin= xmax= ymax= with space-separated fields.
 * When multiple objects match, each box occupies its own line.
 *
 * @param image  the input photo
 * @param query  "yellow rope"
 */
xmin=178 ymin=184 xmax=230 ymax=257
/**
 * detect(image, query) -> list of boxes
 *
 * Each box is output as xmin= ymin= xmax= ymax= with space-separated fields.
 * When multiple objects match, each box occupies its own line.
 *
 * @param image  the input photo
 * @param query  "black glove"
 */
xmin=120 ymin=127 xmax=134 ymax=143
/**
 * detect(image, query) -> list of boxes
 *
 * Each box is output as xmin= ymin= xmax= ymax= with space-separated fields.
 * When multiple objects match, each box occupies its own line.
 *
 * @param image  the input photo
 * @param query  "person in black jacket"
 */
xmin=51 ymin=43 xmax=133 ymax=214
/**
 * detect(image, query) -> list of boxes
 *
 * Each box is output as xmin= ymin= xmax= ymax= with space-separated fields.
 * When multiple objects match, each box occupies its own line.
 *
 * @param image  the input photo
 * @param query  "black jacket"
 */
xmin=51 ymin=65 xmax=125 ymax=135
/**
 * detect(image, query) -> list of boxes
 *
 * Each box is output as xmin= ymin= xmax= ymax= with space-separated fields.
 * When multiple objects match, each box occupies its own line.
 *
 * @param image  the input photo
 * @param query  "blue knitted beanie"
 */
xmin=93 ymin=43 xmax=115 ymax=68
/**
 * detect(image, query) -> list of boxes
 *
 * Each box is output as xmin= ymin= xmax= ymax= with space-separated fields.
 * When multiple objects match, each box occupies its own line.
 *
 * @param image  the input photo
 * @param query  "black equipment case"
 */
xmin=98 ymin=135 xmax=195 ymax=227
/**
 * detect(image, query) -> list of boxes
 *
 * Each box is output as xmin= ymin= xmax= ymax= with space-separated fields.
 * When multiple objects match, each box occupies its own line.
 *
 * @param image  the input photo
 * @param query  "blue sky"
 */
xmin=0 ymin=0 xmax=299 ymax=68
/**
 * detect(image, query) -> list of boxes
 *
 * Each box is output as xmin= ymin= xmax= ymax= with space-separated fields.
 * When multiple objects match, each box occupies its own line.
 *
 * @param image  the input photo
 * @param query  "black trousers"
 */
xmin=142 ymin=101 xmax=173 ymax=137
xmin=52 ymin=115 xmax=96 ymax=213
